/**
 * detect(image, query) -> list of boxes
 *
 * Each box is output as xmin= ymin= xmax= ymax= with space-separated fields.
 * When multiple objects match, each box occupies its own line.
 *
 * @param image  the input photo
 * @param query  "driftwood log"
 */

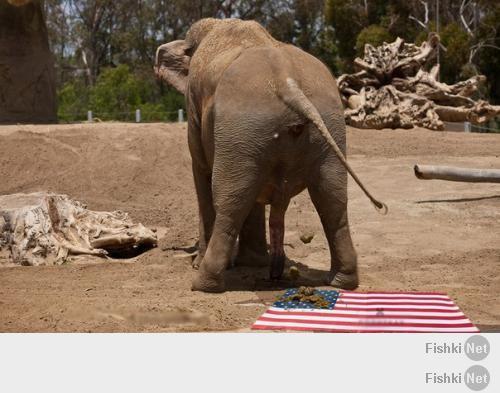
xmin=0 ymin=192 xmax=157 ymax=266
xmin=338 ymin=34 xmax=500 ymax=130
xmin=414 ymin=165 xmax=500 ymax=183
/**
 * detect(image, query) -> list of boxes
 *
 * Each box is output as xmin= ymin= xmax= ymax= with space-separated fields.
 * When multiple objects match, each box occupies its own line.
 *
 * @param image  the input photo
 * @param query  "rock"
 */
xmin=300 ymin=232 xmax=315 ymax=244
xmin=288 ymin=266 xmax=300 ymax=281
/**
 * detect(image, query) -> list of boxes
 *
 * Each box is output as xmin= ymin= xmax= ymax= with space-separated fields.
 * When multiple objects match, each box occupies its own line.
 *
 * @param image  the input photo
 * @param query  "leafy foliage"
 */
xmin=46 ymin=0 xmax=500 ymax=122
xmin=356 ymin=25 xmax=393 ymax=56
xmin=89 ymin=65 xmax=143 ymax=118
xmin=57 ymin=80 xmax=89 ymax=122
xmin=58 ymin=65 xmax=184 ymax=122
xmin=439 ymin=23 xmax=471 ymax=84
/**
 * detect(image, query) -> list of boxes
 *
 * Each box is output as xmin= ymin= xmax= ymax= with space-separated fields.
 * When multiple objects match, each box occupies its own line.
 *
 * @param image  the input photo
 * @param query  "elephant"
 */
xmin=155 ymin=18 xmax=386 ymax=293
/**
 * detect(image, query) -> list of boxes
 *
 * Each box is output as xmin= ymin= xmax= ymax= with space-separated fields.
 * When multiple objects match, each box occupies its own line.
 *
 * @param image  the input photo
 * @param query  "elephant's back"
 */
xmin=281 ymin=45 xmax=343 ymax=109
xmin=214 ymin=45 xmax=343 ymax=122
xmin=188 ymin=19 xmax=280 ymax=90
xmin=213 ymin=45 xmax=345 ymax=167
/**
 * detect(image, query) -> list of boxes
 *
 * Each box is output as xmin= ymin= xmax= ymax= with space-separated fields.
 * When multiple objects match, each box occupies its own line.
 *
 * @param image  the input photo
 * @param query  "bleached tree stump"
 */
xmin=338 ymin=34 xmax=500 ymax=130
xmin=0 ymin=193 xmax=157 ymax=266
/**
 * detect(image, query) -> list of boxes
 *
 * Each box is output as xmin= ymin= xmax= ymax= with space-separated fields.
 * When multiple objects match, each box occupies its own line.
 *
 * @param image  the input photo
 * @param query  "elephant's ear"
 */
xmin=154 ymin=40 xmax=192 ymax=95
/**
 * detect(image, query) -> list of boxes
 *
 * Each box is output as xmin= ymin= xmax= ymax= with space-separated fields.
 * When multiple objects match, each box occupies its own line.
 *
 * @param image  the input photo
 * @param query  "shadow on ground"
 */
xmin=225 ymin=259 xmax=329 ymax=293
xmin=416 ymin=194 xmax=500 ymax=204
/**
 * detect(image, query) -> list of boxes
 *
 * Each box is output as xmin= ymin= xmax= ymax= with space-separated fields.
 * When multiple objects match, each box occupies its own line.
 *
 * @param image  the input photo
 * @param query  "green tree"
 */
xmin=45 ymin=0 xmax=500 ymax=119
xmin=325 ymin=0 xmax=367 ymax=68
xmin=90 ymin=64 xmax=185 ymax=121
xmin=439 ymin=23 xmax=470 ymax=84
xmin=58 ymin=64 xmax=184 ymax=122
xmin=325 ymin=0 xmax=392 ymax=72
xmin=57 ymin=80 xmax=89 ymax=121
xmin=89 ymin=65 xmax=142 ymax=120
xmin=474 ymin=1 xmax=500 ymax=104
xmin=356 ymin=24 xmax=393 ymax=56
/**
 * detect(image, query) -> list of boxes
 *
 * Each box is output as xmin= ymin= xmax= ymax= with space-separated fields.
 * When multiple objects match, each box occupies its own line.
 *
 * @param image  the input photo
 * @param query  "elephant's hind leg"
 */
xmin=235 ymin=203 xmax=269 ymax=267
xmin=191 ymin=163 xmax=263 ymax=293
xmin=308 ymin=169 xmax=359 ymax=290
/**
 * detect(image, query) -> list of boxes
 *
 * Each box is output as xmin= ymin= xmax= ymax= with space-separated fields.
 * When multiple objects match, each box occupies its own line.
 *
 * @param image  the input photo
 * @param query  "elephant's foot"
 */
xmin=327 ymin=271 xmax=359 ymax=290
xmin=191 ymin=265 xmax=225 ymax=293
xmin=235 ymin=248 xmax=270 ymax=267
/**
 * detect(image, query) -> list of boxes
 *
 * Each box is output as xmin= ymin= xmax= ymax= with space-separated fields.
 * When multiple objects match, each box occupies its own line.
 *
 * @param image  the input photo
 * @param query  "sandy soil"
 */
xmin=0 ymin=122 xmax=499 ymax=332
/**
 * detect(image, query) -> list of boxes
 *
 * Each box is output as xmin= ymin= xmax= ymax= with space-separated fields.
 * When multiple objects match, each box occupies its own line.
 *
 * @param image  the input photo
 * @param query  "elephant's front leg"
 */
xmin=235 ymin=203 xmax=269 ymax=267
xmin=269 ymin=202 xmax=289 ymax=280
xmin=188 ymin=103 xmax=216 ymax=270
xmin=191 ymin=163 xmax=215 ymax=269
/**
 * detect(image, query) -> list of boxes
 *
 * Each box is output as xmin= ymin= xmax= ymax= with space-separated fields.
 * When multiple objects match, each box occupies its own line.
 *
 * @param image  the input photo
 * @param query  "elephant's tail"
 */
xmin=280 ymin=78 xmax=387 ymax=214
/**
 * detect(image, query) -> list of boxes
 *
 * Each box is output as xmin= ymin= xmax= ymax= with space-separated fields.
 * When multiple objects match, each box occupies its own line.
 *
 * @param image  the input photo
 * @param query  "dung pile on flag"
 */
xmin=252 ymin=288 xmax=479 ymax=333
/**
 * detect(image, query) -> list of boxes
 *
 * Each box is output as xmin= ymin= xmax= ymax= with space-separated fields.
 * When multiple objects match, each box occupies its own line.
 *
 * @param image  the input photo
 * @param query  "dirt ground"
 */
xmin=0 ymin=122 xmax=499 ymax=332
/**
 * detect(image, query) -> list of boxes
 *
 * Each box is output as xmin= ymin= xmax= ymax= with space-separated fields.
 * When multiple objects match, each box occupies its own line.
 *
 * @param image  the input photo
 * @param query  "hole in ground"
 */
xmin=105 ymin=243 xmax=156 ymax=259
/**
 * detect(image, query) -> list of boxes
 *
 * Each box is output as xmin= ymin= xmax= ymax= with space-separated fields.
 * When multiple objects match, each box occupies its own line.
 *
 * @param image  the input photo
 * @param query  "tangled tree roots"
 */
xmin=338 ymin=33 xmax=500 ymax=130
xmin=0 ymin=193 xmax=157 ymax=266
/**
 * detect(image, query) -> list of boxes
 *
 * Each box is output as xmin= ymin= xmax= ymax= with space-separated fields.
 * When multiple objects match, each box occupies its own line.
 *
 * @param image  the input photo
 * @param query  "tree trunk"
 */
xmin=0 ymin=0 xmax=57 ymax=123
xmin=414 ymin=165 xmax=500 ymax=183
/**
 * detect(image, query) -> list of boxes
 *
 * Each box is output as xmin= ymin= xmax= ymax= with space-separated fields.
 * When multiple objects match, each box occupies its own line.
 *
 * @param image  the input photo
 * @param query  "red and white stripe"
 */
xmin=251 ymin=291 xmax=479 ymax=333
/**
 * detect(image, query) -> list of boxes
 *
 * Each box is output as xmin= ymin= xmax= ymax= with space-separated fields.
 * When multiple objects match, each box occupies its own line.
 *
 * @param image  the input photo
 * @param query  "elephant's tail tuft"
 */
xmin=279 ymin=78 xmax=388 ymax=215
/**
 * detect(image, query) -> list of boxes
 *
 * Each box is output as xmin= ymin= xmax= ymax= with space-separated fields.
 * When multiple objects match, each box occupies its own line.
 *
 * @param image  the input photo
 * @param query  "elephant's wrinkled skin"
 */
xmin=155 ymin=18 xmax=385 ymax=292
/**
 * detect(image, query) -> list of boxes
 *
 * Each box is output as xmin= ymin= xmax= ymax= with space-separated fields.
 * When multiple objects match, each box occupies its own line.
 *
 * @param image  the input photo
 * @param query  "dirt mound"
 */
xmin=0 ymin=123 xmax=198 ymax=248
xmin=0 ymin=123 xmax=499 ymax=332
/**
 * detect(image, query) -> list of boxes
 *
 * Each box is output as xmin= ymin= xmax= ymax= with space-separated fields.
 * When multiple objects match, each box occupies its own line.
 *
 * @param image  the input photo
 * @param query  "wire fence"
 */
xmin=58 ymin=109 xmax=184 ymax=123
xmin=470 ymin=123 xmax=500 ymax=133
xmin=443 ymin=120 xmax=500 ymax=133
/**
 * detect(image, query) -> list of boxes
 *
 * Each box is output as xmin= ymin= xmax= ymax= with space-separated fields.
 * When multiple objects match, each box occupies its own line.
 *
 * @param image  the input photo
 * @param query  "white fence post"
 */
xmin=464 ymin=121 xmax=471 ymax=132
xmin=135 ymin=109 xmax=141 ymax=123
xmin=87 ymin=110 xmax=93 ymax=122
xmin=178 ymin=109 xmax=184 ymax=122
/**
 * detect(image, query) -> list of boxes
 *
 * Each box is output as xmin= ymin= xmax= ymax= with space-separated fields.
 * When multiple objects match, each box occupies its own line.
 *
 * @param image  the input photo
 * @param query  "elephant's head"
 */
xmin=154 ymin=40 xmax=191 ymax=95
xmin=154 ymin=18 xmax=221 ymax=95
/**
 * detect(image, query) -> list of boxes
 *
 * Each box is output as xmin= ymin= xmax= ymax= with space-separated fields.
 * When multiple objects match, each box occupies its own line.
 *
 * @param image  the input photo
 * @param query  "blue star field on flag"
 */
xmin=273 ymin=288 xmax=339 ymax=310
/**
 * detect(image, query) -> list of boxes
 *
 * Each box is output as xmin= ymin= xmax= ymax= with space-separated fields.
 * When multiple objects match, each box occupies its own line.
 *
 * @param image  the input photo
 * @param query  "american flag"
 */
xmin=252 ymin=289 xmax=479 ymax=333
